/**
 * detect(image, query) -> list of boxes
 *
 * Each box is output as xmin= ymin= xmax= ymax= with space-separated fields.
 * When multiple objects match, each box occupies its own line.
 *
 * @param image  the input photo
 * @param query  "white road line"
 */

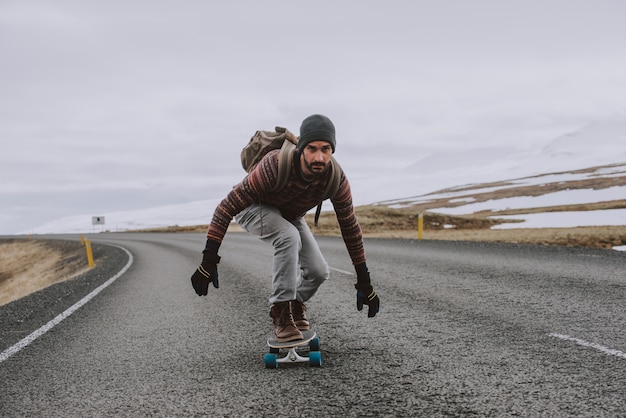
xmin=330 ymin=266 xmax=354 ymax=275
xmin=549 ymin=333 xmax=626 ymax=360
xmin=0 ymin=244 xmax=133 ymax=364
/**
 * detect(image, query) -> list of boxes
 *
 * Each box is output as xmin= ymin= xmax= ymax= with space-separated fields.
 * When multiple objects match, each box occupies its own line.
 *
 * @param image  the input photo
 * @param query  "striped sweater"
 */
xmin=206 ymin=149 xmax=366 ymax=265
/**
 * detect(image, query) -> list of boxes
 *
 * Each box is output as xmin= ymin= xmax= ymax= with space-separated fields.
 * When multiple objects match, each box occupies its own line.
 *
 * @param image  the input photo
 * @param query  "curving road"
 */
xmin=1 ymin=232 xmax=626 ymax=416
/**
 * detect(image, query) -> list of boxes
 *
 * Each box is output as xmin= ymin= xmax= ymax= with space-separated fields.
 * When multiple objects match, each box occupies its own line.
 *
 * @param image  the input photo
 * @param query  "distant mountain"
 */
xmin=543 ymin=121 xmax=626 ymax=162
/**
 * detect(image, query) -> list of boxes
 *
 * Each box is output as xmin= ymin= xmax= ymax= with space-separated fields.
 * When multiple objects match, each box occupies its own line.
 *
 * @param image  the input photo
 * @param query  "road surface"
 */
xmin=1 ymin=232 xmax=625 ymax=416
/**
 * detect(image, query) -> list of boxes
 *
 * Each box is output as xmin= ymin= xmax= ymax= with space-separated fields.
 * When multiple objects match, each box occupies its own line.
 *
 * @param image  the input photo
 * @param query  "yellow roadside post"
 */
xmin=417 ymin=213 xmax=424 ymax=240
xmin=85 ymin=239 xmax=95 ymax=268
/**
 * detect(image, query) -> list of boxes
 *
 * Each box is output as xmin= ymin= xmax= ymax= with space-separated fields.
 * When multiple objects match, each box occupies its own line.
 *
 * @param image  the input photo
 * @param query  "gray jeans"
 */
xmin=235 ymin=204 xmax=330 ymax=305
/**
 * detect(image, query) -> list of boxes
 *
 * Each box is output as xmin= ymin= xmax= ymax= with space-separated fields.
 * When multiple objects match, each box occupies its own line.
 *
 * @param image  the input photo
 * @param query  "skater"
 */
xmin=191 ymin=114 xmax=380 ymax=342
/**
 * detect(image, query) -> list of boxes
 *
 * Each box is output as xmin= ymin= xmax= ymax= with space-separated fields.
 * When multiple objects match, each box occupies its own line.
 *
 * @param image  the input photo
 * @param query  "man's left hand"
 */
xmin=355 ymin=283 xmax=380 ymax=318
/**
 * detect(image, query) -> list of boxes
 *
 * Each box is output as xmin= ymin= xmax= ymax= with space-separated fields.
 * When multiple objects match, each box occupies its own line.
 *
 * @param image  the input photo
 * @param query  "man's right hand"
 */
xmin=190 ymin=252 xmax=221 ymax=296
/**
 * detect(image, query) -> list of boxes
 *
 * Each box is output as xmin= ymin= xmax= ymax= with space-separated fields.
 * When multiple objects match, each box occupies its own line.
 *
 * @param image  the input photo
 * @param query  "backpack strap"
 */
xmin=322 ymin=156 xmax=342 ymax=200
xmin=314 ymin=204 xmax=323 ymax=227
xmin=314 ymin=156 xmax=343 ymax=226
xmin=272 ymin=139 xmax=296 ymax=192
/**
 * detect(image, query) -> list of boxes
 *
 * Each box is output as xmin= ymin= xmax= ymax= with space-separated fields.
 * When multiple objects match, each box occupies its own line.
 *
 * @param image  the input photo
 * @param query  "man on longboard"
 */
xmin=190 ymin=114 xmax=380 ymax=342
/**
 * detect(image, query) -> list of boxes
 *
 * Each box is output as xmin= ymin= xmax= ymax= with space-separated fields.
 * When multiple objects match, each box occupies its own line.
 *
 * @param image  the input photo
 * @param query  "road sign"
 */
xmin=92 ymin=216 xmax=105 ymax=225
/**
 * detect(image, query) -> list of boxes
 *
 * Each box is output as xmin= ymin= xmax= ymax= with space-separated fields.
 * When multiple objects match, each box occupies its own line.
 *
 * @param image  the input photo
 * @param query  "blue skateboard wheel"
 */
xmin=309 ymin=351 xmax=322 ymax=367
xmin=264 ymin=353 xmax=278 ymax=369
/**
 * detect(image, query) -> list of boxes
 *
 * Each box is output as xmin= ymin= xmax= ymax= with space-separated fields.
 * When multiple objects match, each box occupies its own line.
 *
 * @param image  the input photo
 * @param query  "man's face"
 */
xmin=300 ymin=140 xmax=333 ymax=177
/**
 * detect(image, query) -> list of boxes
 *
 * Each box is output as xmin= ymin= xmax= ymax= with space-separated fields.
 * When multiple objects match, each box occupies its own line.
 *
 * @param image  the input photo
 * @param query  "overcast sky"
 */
xmin=2 ymin=0 xmax=625 ymax=234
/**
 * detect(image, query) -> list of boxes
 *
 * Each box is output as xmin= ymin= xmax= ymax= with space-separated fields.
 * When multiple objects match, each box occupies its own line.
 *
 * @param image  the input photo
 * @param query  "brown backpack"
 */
xmin=240 ymin=126 xmax=342 ymax=225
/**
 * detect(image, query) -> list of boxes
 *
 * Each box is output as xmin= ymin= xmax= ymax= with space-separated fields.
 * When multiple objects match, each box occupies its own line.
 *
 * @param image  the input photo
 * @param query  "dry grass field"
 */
xmin=0 ymin=239 xmax=89 ymax=306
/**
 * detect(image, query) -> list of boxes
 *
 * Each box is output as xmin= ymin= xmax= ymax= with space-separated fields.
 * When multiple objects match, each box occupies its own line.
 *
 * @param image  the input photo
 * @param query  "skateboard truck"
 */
xmin=264 ymin=330 xmax=321 ymax=368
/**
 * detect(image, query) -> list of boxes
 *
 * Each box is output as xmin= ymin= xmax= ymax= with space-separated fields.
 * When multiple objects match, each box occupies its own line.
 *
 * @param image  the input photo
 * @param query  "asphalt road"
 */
xmin=1 ymin=232 xmax=626 ymax=416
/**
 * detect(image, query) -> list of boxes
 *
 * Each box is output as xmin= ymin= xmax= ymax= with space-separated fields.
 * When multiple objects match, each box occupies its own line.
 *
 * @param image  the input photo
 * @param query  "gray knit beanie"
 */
xmin=298 ymin=114 xmax=336 ymax=153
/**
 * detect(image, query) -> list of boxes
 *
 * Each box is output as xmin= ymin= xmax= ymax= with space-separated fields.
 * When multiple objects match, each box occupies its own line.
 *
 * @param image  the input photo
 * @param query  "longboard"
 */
xmin=264 ymin=330 xmax=321 ymax=368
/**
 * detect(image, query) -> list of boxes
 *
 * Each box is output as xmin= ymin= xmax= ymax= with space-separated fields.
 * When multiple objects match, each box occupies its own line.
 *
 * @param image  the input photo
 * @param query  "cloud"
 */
xmin=2 ymin=0 xmax=626 ymax=234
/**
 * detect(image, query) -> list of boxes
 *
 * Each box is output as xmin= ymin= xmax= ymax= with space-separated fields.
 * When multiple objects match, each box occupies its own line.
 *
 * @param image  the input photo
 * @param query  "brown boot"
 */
xmin=269 ymin=301 xmax=303 ymax=342
xmin=291 ymin=300 xmax=310 ymax=331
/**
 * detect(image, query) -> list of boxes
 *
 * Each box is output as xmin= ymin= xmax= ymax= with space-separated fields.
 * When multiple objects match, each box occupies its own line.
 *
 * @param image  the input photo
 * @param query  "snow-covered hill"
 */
xmin=374 ymin=162 xmax=626 ymax=229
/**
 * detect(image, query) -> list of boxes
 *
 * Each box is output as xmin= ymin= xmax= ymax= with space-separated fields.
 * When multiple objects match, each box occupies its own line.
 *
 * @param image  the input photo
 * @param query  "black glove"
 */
xmin=354 ymin=263 xmax=380 ymax=318
xmin=191 ymin=251 xmax=220 ymax=296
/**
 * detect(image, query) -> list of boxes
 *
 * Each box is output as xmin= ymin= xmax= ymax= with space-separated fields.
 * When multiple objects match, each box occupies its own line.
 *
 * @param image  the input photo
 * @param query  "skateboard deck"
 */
xmin=267 ymin=330 xmax=316 ymax=348
xmin=264 ymin=330 xmax=322 ymax=368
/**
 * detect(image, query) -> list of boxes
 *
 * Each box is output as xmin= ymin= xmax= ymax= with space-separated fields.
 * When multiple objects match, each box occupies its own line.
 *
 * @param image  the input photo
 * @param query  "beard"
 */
xmin=304 ymin=160 xmax=328 ymax=175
